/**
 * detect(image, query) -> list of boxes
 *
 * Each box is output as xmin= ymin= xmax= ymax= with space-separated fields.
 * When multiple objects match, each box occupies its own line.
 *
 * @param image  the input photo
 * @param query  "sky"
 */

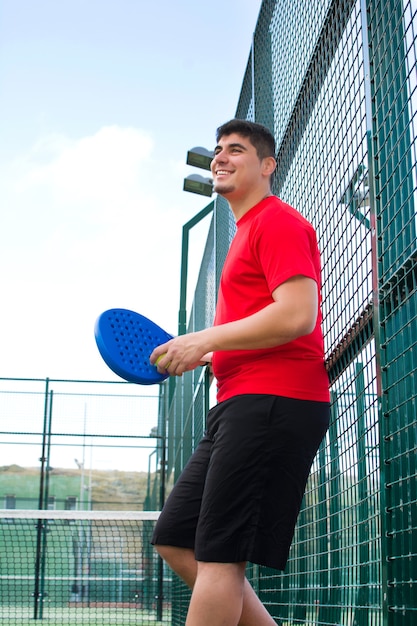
xmin=0 ymin=0 xmax=262 ymax=383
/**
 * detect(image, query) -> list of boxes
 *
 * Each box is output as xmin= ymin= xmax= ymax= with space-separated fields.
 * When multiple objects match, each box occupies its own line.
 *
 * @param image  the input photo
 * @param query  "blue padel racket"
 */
xmin=95 ymin=308 xmax=173 ymax=385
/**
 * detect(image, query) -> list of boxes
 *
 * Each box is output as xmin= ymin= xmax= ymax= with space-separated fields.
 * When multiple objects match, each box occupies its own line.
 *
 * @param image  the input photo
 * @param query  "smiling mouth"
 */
xmin=215 ymin=170 xmax=232 ymax=176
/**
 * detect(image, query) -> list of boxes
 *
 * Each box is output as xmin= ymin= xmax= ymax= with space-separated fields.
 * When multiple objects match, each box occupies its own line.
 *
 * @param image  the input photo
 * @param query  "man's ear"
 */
xmin=262 ymin=156 xmax=277 ymax=178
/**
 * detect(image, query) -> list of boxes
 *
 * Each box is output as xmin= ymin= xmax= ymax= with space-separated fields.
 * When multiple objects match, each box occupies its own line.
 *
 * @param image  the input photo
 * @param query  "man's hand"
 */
xmin=150 ymin=334 xmax=212 ymax=377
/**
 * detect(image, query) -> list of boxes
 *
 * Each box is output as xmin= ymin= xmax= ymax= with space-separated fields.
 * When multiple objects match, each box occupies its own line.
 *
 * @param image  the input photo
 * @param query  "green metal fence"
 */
xmin=0 ymin=377 xmax=163 ymax=511
xmin=157 ymin=0 xmax=417 ymax=624
xmin=1 ymin=1 xmax=415 ymax=624
xmin=0 ymin=378 xmax=174 ymax=624
xmin=0 ymin=510 xmax=168 ymax=625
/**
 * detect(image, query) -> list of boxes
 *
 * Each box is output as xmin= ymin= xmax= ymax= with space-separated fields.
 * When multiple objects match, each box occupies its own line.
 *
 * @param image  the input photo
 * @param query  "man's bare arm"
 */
xmin=151 ymin=275 xmax=318 ymax=376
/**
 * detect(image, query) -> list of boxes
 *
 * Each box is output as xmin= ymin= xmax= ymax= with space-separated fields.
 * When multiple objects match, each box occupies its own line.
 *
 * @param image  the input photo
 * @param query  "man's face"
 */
xmin=210 ymin=133 xmax=265 ymax=199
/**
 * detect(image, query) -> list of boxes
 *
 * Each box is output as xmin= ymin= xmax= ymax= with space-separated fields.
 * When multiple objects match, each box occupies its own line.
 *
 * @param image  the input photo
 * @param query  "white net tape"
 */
xmin=0 ymin=509 xmax=160 ymax=520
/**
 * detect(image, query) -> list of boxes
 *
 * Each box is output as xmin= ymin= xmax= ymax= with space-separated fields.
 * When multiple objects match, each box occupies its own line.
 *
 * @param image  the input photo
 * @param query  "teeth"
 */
xmin=216 ymin=170 xmax=229 ymax=175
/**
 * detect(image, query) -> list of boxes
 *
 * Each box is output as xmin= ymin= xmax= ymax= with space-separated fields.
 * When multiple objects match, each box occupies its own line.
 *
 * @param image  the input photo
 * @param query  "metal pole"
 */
xmin=33 ymin=378 xmax=50 ymax=620
xmin=178 ymin=202 xmax=214 ymax=336
xmin=156 ymin=427 xmax=167 ymax=620
xmin=38 ymin=390 xmax=54 ymax=618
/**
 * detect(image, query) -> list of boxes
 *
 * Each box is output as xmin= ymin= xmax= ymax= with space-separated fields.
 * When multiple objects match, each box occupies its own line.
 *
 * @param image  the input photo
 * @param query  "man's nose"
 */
xmin=213 ymin=150 xmax=227 ymax=165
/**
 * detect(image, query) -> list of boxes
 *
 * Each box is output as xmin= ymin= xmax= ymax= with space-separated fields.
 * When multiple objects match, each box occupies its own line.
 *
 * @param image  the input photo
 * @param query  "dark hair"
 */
xmin=215 ymin=119 xmax=276 ymax=161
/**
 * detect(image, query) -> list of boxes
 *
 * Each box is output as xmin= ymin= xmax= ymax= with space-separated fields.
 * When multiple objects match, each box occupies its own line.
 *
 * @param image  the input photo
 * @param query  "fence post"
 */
xmin=366 ymin=0 xmax=417 ymax=622
xmin=33 ymin=378 xmax=51 ymax=619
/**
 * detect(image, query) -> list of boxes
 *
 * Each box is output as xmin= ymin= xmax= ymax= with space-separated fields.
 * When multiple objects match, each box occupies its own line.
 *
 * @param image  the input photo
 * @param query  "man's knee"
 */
xmin=154 ymin=543 xmax=190 ymax=561
xmin=153 ymin=543 xmax=170 ymax=559
xmin=153 ymin=544 xmax=197 ymax=587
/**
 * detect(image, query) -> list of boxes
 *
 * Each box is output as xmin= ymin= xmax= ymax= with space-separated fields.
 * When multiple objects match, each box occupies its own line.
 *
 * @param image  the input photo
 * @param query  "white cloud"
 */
xmin=26 ymin=126 xmax=154 ymax=207
xmin=0 ymin=126 xmax=211 ymax=380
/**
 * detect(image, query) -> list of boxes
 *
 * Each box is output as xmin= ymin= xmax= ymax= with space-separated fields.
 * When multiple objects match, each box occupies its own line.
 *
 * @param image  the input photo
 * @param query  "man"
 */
xmin=150 ymin=119 xmax=330 ymax=626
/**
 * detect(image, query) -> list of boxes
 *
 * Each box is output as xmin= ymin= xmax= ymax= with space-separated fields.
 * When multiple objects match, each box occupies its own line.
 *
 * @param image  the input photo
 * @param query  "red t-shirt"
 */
xmin=211 ymin=196 xmax=330 ymax=403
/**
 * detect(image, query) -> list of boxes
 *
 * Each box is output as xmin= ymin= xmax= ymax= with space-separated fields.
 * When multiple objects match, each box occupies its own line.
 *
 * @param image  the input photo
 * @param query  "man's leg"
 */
xmin=156 ymin=545 xmax=277 ymax=626
xmin=186 ymin=561 xmax=246 ymax=626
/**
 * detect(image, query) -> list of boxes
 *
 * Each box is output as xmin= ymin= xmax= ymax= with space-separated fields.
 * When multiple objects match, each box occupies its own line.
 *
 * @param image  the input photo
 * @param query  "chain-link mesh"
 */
xmin=369 ymin=1 xmax=417 ymax=621
xmin=161 ymin=0 xmax=417 ymax=624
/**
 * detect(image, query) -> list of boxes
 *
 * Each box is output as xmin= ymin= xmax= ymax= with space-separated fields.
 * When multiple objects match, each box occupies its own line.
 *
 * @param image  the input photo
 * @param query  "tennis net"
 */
xmin=0 ymin=509 xmax=171 ymax=625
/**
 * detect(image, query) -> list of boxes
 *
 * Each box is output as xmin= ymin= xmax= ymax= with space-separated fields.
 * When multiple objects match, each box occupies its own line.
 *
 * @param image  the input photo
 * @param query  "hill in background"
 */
xmin=0 ymin=465 xmax=155 ymax=511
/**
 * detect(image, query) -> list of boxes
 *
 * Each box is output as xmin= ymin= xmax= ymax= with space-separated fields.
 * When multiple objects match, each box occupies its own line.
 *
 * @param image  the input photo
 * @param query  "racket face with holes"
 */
xmin=95 ymin=308 xmax=173 ymax=384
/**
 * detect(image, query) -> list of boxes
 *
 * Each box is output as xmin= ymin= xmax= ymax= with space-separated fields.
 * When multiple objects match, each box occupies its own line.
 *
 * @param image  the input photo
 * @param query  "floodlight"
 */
xmin=183 ymin=174 xmax=213 ymax=197
xmin=186 ymin=146 xmax=214 ymax=171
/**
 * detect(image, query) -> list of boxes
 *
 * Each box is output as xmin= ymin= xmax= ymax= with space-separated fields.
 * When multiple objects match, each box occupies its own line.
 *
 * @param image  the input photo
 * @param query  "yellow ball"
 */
xmin=155 ymin=354 xmax=168 ymax=366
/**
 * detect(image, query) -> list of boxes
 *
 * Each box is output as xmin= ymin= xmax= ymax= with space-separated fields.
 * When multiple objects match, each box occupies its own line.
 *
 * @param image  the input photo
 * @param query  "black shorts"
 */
xmin=151 ymin=394 xmax=330 ymax=570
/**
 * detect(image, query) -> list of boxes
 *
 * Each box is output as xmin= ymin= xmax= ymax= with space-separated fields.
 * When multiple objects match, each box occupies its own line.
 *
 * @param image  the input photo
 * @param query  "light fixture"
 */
xmin=183 ymin=174 xmax=213 ymax=197
xmin=186 ymin=146 xmax=214 ymax=171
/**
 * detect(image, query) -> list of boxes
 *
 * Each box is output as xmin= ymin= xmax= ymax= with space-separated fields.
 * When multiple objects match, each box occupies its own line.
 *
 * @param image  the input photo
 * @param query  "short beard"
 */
xmin=213 ymin=181 xmax=235 ymax=196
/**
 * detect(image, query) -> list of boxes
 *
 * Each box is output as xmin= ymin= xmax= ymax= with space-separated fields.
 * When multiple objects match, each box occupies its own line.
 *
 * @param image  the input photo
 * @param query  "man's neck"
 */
xmin=227 ymin=190 xmax=272 ymax=222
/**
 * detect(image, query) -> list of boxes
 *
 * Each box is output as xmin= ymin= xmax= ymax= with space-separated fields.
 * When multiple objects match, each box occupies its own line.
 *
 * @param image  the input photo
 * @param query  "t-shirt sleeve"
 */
xmin=251 ymin=209 xmax=319 ymax=294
